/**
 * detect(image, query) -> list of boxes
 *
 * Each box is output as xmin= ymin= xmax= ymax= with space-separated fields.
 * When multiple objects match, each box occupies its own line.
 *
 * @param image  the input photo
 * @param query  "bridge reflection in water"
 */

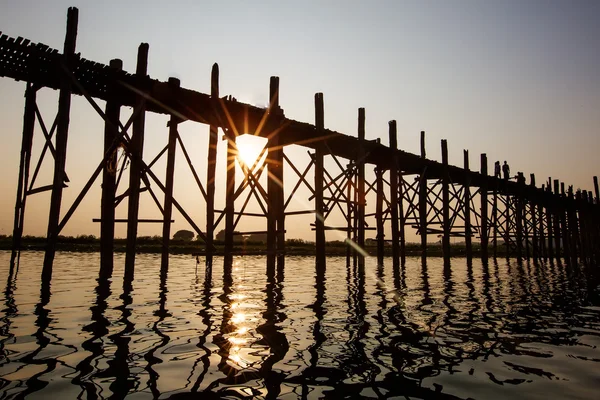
xmin=0 ymin=251 xmax=599 ymax=399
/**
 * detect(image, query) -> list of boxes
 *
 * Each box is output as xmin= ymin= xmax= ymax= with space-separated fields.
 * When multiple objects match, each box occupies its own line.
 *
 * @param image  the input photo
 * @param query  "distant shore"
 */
xmin=0 ymin=234 xmax=509 ymax=257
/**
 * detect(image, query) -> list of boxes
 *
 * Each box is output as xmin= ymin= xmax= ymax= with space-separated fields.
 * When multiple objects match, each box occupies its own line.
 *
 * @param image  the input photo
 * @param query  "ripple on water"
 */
xmin=1 ymin=251 xmax=600 ymax=398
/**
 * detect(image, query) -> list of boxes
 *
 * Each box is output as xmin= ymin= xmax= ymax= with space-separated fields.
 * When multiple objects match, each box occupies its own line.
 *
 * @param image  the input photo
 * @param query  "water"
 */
xmin=1 ymin=251 xmax=599 ymax=399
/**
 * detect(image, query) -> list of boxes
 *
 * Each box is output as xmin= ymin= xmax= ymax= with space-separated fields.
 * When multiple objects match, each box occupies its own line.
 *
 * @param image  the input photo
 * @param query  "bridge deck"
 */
xmin=0 ymin=30 xmax=541 ymax=200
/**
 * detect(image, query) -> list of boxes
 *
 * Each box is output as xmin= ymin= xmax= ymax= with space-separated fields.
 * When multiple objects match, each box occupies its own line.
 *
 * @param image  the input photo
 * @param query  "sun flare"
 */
xmin=235 ymin=135 xmax=267 ymax=167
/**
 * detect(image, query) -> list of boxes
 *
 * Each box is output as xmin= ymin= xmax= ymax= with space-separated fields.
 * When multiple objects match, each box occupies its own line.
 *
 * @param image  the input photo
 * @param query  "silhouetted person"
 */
xmin=494 ymin=161 xmax=501 ymax=179
xmin=502 ymin=161 xmax=510 ymax=181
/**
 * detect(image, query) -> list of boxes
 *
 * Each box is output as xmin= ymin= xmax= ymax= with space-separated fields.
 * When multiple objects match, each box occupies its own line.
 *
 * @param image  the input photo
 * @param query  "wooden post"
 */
xmin=398 ymin=170 xmax=406 ymax=267
xmin=99 ymin=59 xmax=123 ymax=278
xmin=594 ymin=176 xmax=599 ymax=204
xmin=546 ymin=182 xmax=554 ymax=260
xmin=205 ymin=64 xmax=219 ymax=266
xmin=389 ymin=121 xmax=400 ymax=268
xmin=567 ymin=186 xmax=578 ymax=263
xmin=515 ymin=173 xmax=524 ymax=260
xmin=575 ymin=190 xmax=589 ymax=264
xmin=441 ymin=140 xmax=450 ymax=263
xmin=314 ymin=93 xmax=326 ymax=270
xmin=561 ymin=183 xmax=572 ymax=262
xmin=504 ymin=192 xmax=511 ymax=258
xmin=124 ymin=43 xmax=149 ymax=279
xmin=10 ymin=84 xmax=37 ymax=268
xmin=376 ymin=167 xmax=385 ymax=265
xmin=464 ymin=150 xmax=472 ymax=260
xmin=419 ymin=132 xmax=428 ymax=259
xmin=161 ymin=78 xmax=181 ymax=274
xmin=492 ymin=181 xmax=498 ymax=258
xmin=346 ymin=163 xmax=353 ymax=265
xmin=553 ymin=180 xmax=561 ymax=261
xmin=357 ymin=108 xmax=366 ymax=267
xmin=539 ymin=186 xmax=547 ymax=260
xmin=267 ymin=76 xmax=284 ymax=271
xmin=480 ymin=154 xmax=489 ymax=260
xmin=530 ymin=174 xmax=538 ymax=260
xmin=43 ymin=7 xmax=78 ymax=279
xmin=224 ymin=130 xmax=236 ymax=267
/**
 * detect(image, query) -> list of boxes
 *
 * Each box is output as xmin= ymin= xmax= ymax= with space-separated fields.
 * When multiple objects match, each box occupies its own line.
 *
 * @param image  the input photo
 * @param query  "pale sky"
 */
xmin=0 ymin=0 xmax=599 ymax=242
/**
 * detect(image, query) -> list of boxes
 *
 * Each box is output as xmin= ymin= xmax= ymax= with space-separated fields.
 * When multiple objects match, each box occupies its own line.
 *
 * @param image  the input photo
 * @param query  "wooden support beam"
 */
xmin=567 ymin=186 xmax=578 ymax=263
xmin=594 ymin=176 xmax=599 ymax=204
xmin=389 ymin=121 xmax=400 ymax=268
xmin=420 ymin=133 xmax=428 ymax=259
xmin=530 ymin=174 xmax=539 ymax=260
xmin=224 ymin=131 xmax=236 ymax=268
xmin=480 ymin=154 xmax=488 ymax=260
xmin=205 ymin=63 xmax=219 ymax=266
xmin=540 ymin=185 xmax=548 ymax=260
xmin=441 ymin=140 xmax=450 ymax=263
xmin=43 ymin=7 xmax=78 ymax=280
xmin=11 ymin=84 xmax=37 ymax=268
xmin=553 ymin=179 xmax=561 ymax=261
xmin=545 ymin=182 xmax=554 ymax=261
xmin=560 ymin=182 xmax=571 ymax=262
xmin=464 ymin=150 xmax=472 ymax=260
xmin=99 ymin=59 xmax=122 ymax=279
xmin=267 ymin=76 xmax=284 ymax=271
xmin=492 ymin=183 xmax=498 ymax=258
xmin=124 ymin=42 xmax=149 ymax=280
xmin=357 ymin=108 xmax=366 ymax=267
xmin=376 ymin=167 xmax=385 ymax=265
xmin=314 ymin=93 xmax=326 ymax=270
xmin=160 ymin=77 xmax=181 ymax=274
xmin=515 ymin=173 xmax=524 ymax=260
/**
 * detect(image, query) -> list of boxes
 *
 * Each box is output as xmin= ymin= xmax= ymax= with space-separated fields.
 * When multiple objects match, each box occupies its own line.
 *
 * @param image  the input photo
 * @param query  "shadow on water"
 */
xmin=94 ymin=277 xmax=138 ymax=398
xmin=188 ymin=264 xmax=214 ymax=392
xmin=72 ymin=276 xmax=112 ymax=397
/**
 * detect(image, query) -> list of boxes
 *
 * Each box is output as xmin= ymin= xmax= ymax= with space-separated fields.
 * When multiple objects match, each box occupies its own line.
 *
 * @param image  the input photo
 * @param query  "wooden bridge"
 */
xmin=2 ymin=8 xmax=599 ymax=282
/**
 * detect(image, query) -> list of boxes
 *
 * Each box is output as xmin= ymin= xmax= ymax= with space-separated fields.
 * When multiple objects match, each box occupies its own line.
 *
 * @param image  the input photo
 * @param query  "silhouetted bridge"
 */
xmin=2 ymin=8 xmax=599 ymax=282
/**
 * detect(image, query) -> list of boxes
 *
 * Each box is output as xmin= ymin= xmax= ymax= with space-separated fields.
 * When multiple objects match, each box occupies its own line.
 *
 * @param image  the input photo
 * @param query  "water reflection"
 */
xmin=0 ymin=252 xmax=599 ymax=399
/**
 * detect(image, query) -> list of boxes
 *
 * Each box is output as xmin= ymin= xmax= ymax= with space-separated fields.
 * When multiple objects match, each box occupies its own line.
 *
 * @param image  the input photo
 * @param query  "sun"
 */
xmin=235 ymin=134 xmax=267 ymax=167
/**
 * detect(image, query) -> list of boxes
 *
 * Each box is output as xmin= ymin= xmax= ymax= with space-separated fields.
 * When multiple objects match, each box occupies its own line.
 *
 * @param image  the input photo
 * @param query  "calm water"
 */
xmin=0 ymin=251 xmax=599 ymax=399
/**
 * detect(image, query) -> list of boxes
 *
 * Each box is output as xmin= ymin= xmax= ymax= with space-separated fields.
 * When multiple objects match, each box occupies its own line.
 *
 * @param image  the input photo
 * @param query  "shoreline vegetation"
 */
xmin=0 ymin=234 xmax=505 ymax=257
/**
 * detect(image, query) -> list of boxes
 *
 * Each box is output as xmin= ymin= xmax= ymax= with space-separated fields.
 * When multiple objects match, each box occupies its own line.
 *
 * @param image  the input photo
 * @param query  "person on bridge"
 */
xmin=502 ymin=161 xmax=510 ymax=181
xmin=494 ymin=161 xmax=501 ymax=179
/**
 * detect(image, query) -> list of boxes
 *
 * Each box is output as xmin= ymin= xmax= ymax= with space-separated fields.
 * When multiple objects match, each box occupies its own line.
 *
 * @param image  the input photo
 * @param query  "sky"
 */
xmin=0 ymin=0 xmax=599 ymax=242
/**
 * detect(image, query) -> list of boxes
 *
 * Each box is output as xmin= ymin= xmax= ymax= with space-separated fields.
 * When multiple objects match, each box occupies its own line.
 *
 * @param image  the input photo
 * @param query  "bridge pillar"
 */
xmin=492 ymin=181 xmax=498 ymax=258
xmin=480 ymin=154 xmax=489 ymax=260
xmin=314 ymin=93 xmax=326 ymax=271
xmin=124 ymin=43 xmax=149 ymax=280
xmin=560 ymin=183 xmax=571 ymax=263
xmin=419 ymin=132 xmax=428 ymax=260
xmin=205 ymin=64 xmax=219 ymax=267
xmin=441 ymin=140 xmax=450 ymax=264
xmin=376 ymin=166 xmax=385 ymax=265
xmin=267 ymin=76 xmax=285 ymax=272
xmin=515 ymin=173 xmax=524 ymax=261
xmin=553 ymin=180 xmax=562 ymax=262
xmin=389 ymin=121 xmax=400 ymax=269
xmin=357 ymin=108 xmax=366 ymax=267
xmin=464 ymin=150 xmax=472 ymax=260
xmin=545 ymin=182 xmax=554 ymax=260
xmin=224 ymin=130 xmax=236 ymax=268
xmin=530 ymin=175 xmax=538 ymax=260
xmin=99 ymin=59 xmax=123 ymax=279
xmin=160 ymin=78 xmax=181 ymax=274
xmin=43 ymin=7 xmax=78 ymax=280
xmin=10 ymin=84 xmax=37 ymax=269
xmin=539 ymin=187 xmax=547 ymax=261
